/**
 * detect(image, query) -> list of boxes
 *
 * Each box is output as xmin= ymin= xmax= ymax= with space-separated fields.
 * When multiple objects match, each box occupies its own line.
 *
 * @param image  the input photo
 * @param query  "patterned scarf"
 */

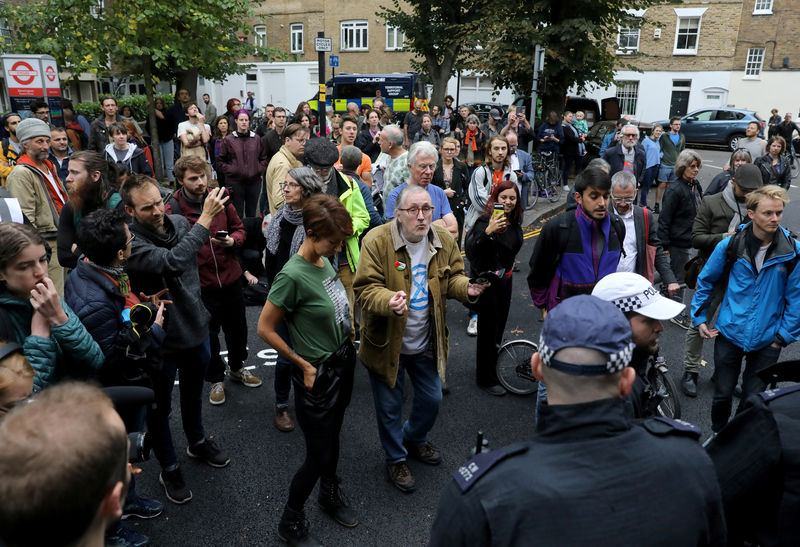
xmin=85 ymin=258 xmax=130 ymax=296
xmin=265 ymin=204 xmax=305 ymax=257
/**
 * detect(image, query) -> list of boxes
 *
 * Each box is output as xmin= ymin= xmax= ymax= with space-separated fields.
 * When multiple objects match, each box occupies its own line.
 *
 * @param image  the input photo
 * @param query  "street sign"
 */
xmin=315 ymin=37 xmax=332 ymax=52
xmin=329 ymin=55 xmax=339 ymax=67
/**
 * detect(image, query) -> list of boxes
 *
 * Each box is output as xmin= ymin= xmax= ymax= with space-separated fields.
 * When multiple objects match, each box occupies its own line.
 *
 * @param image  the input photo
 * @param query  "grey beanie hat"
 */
xmin=16 ymin=117 xmax=51 ymax=143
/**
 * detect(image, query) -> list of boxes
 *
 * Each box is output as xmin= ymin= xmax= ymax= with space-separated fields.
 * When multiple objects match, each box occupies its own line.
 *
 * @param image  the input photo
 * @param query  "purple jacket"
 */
xmin=219 ymin=131 xmax=268 ymax=184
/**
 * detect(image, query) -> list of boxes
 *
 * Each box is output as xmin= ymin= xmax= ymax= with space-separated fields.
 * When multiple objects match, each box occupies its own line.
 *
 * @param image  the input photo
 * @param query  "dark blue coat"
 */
xmin=602 ymin=142 xmax=646 ymax=182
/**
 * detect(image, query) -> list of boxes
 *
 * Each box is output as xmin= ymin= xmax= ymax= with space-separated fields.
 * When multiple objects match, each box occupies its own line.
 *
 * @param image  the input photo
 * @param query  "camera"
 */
xmin=128 ymin=431 xmax=152 ymax=463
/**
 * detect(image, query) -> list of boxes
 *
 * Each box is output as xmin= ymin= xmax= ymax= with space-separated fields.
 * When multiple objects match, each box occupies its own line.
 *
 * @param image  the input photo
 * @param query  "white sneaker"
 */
xmin=563 ymin=185 xmax=570 ymax=192
xmin=467 ymin=316 xmax=478 ymax=336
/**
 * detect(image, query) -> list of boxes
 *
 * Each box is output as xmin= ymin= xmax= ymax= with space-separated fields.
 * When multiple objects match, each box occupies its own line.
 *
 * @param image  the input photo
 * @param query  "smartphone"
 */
xmin=215 ymin=231 xmax=228 ymax=239
xmin=492 ymin=203 xmax=505 ymax=219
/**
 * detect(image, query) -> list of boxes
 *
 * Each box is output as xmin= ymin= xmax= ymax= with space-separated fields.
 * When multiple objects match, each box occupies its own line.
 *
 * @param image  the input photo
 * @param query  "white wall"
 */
xmin=444 ymin=71 xmax=515 ymax=107
xmin=198 ymin=62 xmax=319 ymax=113
xmin=582 ymin=70 xmax=732 ymax=123
xmin=728 ymin=71 xmax=800 ymax=119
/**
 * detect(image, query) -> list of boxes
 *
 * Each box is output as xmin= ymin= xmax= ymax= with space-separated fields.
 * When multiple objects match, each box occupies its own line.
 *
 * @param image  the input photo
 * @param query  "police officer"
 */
xmin=706 ymin=369 xmax=800 ymax=546
xmin=429 ymin=295 xmax=726 ymax=547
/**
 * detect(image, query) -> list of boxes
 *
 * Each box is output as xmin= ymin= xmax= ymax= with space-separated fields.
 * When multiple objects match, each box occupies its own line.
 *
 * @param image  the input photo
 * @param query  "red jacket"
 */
xmin=218 ymin=131 xmax=268 ymax=184
xmin=165 ymin=188 xmax=245 ymax=289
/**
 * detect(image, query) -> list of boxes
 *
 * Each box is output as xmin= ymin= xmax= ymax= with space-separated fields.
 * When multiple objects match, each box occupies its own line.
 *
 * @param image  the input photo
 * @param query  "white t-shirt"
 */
xmin=177 ymin=120 xmax=211 ymax=139
xmin=401 ymin=234 xmax=431 ymax=355
xmin=754 ymin=243 xmax=770 ymax=273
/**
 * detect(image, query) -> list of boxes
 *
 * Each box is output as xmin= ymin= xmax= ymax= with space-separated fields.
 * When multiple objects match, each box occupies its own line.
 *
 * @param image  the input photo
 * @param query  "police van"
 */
xmin=308 ymin=72 xmax=427 ymax=122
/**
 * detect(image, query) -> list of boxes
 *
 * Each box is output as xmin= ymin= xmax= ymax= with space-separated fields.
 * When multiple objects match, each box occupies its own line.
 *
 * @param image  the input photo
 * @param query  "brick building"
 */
xmin=727 ymin=0 xmax=800 ymax=119
xmin=584 ymin=0 xmax=743 ymax=123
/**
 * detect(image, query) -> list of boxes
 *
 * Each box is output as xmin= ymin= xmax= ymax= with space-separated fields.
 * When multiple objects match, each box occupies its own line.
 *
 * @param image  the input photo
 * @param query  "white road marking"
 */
xmin=173 ymin=348 xmax=279 ymax=385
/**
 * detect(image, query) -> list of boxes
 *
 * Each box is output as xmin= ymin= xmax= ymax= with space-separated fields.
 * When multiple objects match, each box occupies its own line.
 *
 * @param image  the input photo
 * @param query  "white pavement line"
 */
xmin=173 ymin=348 xmax=279 ymax=385
xmin=703 ymin=165 xmax=723 ymax=170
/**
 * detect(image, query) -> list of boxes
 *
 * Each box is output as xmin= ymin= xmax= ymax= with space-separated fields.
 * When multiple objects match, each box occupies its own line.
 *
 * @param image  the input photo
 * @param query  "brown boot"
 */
xmin=275 ymin=405 xmax=295 ymax=432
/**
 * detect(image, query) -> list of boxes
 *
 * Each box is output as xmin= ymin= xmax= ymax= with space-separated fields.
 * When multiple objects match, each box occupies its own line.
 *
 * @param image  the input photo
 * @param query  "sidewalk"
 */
xmin=523 ymin=189 xmax=568 ymax=229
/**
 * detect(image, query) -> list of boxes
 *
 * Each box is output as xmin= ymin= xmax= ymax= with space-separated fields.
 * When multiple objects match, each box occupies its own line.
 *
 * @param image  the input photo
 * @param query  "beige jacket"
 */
xmin=6 ymin=162 xmax=60 ymax=236
xmin=354 ymin=221 xmax=475 ymax=387
xmin=265 ymin=145 xmax=301 ymax=215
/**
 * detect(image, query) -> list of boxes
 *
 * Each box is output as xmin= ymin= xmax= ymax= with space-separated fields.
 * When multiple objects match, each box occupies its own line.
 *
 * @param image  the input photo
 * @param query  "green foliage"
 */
xmin=73 ymin=94 xmax=175 ymax=121
xmin=0 ymin=0 xmax=290 ymax=82
xmin=472 ymin=0 xmax=664 ymax=113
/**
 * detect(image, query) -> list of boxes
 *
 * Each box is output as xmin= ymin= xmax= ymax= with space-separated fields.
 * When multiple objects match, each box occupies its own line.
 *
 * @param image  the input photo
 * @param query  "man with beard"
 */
xmin=6 ymin=117 xmax=67 ymax=294
xmin=49 ymin=126 xmax=72 ymax=185
xmin=122 ymin=175 xmax=231 ymax=504
xmin=592 ymin=271 xmax=685 ymax=418
xmin=57 ymin=151 xmax=121 ymax=270
xmin=0 ymin=112 xmax=21 ymax=185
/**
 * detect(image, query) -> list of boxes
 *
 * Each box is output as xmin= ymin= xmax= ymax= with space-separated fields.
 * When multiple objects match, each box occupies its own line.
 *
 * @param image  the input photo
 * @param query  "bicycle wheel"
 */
xmin=545 ymin=167 xmax=562 ymax=203
xmin=496 ymin=339 xmax=538 ymax=395
xmin=652 ymin=367 xmax=681 ymax=419
xmin=526 ymin=172 xmax=540 ymax=210
xmin=791 ymin=154 xmax=800 ymax=180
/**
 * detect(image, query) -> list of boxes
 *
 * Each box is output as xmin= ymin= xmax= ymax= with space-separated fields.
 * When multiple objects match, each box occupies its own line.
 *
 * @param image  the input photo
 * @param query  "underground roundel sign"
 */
xmin=9 ymin=61 xmax=37 ymax=85
xmin=45 ymin=65 xmax=56 ymax=82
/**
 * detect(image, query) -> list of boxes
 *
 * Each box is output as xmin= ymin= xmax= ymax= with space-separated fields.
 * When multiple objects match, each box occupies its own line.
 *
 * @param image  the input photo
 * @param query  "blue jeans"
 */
xmin=368 ymin=352 xmax=442 ymax=463
xmin=535 ymin=380 xmax=547 ymax=425
xmin=147 ymin=340 xmax=210 ymax=469
xmin=711 ymin=334 xmax=780 ymax=432
xmin=159 ymin=140 xmax=175 ymax=182
xmin=274 ymin=319 xmax=293 ymax=408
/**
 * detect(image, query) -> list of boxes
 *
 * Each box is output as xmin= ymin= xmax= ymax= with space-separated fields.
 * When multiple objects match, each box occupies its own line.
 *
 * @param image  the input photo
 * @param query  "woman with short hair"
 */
xmin=258 ymin=194 xmax=358 ymax=546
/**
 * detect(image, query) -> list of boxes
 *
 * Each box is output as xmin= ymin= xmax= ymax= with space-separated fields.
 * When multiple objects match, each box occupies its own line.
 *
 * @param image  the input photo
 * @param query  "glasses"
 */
xmin=399 ymin=206 xmax=434 ymax=216
xmin=281 ymin=182 xmax=300 ymax=190
xmin=611 ymin=195 xmax=636 ymax=205
xmin=125 ymin=233 xmax=136 ymax=246
xmin=622 ymin=133 xmax=637 ymax=137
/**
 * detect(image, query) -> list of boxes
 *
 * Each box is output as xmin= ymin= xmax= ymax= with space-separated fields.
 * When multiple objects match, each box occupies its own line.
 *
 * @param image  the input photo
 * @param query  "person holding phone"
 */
xmin=165 ymin=155 xmax=262 ymax=408
xmin=465 ymin=180 xmax=524 ymax=395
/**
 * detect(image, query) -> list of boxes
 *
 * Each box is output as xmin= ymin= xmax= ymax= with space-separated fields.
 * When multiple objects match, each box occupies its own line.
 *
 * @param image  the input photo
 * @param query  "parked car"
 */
xmin=585 ymin=119 xmax=653 ymax=160
xmin=465 ymin=102 xmax=508 ymax=124
xmin=652 ymin=108 xmax=764 ymax=151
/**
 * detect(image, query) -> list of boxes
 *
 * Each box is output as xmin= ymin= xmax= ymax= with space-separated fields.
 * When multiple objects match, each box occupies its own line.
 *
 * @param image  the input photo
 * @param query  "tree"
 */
xmin=473 ymin=0 xmax=661 ymax=117
xmin=377 ymin=0 xmax=492 ymax=108
xmin=0 ymin=0 xmax=289 ymax=179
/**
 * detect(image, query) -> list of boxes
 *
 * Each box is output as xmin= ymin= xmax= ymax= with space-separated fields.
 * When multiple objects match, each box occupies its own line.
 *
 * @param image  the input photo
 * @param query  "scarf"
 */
xmin=465 ymin=128 xmax=478 ymax=152
xmin=85 ymin=258 xmax=130 ymax=297
xmin=265 ymin=204 xmax=305 ymax=257
xmin=721 ymin=181 xmax=746 ymax=232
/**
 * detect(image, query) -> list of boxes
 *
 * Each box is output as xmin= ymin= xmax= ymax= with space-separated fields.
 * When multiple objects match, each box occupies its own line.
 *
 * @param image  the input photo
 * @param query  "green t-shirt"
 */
xmin=267 ymin=254 xmax=350 ymax=365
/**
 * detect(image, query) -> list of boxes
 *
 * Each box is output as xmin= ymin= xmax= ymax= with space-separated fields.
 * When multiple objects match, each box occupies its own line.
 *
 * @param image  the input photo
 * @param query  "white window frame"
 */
xmin=616 ymin=20 xmax=641 ymax=53
xmin=672 ymin=8 xmax=706 ymax=56
xmin=753 ymin=0 xmax=773 ymax=15
xmin=745 ymin=47 xmax=765 ymax=78
xmin=254 ymin=25 xmax=266 ymax=47
xmin=90 ymin=0 xmax=104 ymax=18
xmin=340 ymin=20 xmax=368 ymax=52
xmin=615 ymin=81 xmax=639 ymax=117
xmin=290 ymin=23 xmax=304 ymax=54
xmin=385 ymin=25 xmax=404 ymax=51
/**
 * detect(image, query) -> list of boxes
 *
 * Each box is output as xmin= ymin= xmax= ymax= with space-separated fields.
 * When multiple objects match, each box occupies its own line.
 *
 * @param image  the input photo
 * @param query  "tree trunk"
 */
xmin=426 ymin=51 xmax=456 ymax=109
xmin=177 ymin=68 xmax=199 ymax=101
xmin=143 ymin=57 xmax=165 ymax=182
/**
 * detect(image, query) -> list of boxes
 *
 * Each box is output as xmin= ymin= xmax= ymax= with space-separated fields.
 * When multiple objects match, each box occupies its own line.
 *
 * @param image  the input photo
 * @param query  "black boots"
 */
xmin=318 ymin=476 xmax=358 ymax=527
xmin=682 ymin=371 xmax=698 ymax=397
xmin=278 ymin=507 xmax=321 ymax=547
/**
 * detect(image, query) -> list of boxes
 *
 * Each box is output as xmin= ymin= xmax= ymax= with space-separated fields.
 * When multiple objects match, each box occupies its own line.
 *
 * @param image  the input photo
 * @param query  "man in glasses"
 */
xmin=609 ymin=170 xmax=678 ymax=295
xmin=355 ymin=184 xmax=486 ymax=493
xmin=603 ymin=124 xmax=646 ymax=184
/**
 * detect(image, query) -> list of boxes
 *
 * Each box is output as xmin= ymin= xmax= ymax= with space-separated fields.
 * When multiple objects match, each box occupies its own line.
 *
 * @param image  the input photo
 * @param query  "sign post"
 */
xmin=1 ymin=54 xmax=63 ymax=126
xmin=315 ymin=33 xmax=332 ymax=137
xmin=329 ymin=54 xmax=339 ymax=79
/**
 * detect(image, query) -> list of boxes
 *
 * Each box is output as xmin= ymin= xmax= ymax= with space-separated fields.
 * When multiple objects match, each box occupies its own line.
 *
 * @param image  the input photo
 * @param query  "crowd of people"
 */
xmin=0 ymin=91 xmax=799 ymax=547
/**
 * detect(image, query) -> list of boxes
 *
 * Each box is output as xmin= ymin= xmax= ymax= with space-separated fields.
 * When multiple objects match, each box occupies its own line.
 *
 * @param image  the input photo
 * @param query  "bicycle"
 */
xmin=495 ymin=338 xmax=681 ymax=419
xmin=788 ymin=139 xmax=800 ymax=180
xmin=529 ymin=151 xmax=562 ymax=207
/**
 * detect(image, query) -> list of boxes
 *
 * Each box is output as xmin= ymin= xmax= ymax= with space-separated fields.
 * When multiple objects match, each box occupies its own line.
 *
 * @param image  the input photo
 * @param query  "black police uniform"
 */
xmin=706 ymin=384 xmax=800 ymax=546
xmin=429 ymin=397 xmax=726 ymax=547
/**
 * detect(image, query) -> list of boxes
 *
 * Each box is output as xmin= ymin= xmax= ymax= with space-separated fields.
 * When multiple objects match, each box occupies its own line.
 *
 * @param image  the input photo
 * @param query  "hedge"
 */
xmin=72 ymin=93 xmax=177 ymax=122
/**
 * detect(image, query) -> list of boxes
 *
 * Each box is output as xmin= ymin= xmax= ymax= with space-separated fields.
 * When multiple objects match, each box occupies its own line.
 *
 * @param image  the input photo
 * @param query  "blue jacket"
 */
xmin=536 ymin=122 xmax=563 ymax=152
xmin=514 ymin=149 xmax=534 ymax=185
xmin=692 ymin=224 xmax=800 ymax=351
xmin=0 ymin=289 xmax=104 ymax=391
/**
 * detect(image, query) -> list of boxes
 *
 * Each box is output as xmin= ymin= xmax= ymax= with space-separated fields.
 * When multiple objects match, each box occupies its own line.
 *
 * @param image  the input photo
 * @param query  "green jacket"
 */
xmin=0 ymin=290 xmax=104 ymax=391
xmin=336 ymin=170 xmax=370 ymax=272
xmin=354 ymin=221 xmax=475 ymax=387
xmin=659 ymin=131 xmax=686 ymax=167
xmin=691 ymin=190 xmax=745 ymax=261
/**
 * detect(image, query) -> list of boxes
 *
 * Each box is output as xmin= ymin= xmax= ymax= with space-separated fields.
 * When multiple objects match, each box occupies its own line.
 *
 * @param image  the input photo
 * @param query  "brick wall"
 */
xmin=733 ymin=0 xmax=800 ymax=72
xmin=616 ymin=0 xmax=742 ymax=72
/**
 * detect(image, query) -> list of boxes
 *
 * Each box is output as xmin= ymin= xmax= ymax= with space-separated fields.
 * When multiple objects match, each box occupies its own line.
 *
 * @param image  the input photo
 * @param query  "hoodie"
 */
xmin=104 ymin=142 xmax=153 ymax=177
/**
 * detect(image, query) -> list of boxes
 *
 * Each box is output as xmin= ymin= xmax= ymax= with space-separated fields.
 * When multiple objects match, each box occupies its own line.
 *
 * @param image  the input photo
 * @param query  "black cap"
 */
xmin=304 ymin=138 xmax=339 ymax=168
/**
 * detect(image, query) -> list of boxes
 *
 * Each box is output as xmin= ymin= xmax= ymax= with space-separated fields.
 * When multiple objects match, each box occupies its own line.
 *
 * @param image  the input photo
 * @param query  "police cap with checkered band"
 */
xmin=539 ymin=295 xmax=634 ymax=375
xmin=592 ymin=272 xmax=685 ymax=321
